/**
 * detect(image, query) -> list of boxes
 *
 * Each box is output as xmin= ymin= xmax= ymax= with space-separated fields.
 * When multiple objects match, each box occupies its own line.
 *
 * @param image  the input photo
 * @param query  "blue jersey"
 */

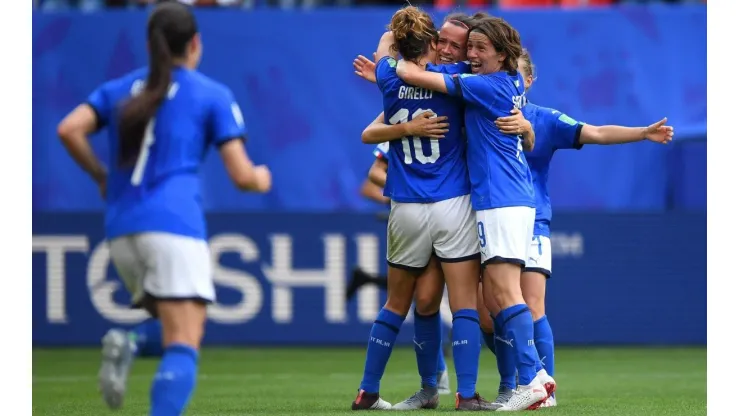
xmin=444 ymin=71 xmax=534 ymax=210
xmin=373 ymin=142 xmax=389 ymax=161
xmin=86 ymin=67 xmax=246 ymax=240
xmin=522 ymin=103 xmax=583 ymax=237
xmin=375 ymin=57 xmax=469 ymax=203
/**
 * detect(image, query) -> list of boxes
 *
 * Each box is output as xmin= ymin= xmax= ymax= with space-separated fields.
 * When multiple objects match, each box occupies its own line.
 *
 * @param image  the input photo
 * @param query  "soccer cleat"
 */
xmin=536 ymin=368 xmax=557 ymax=397
xmin=392 ymin=387 xmax=439 ymax=410
xmin=495 ymin=378 xmax=548 ymax=411
xmin=98 ymin=328 xmax=135 ymax=409
xmin=493 ymin=386 xmax=515 ymax=405
xmin=455 ymin=392 xmax=502 ymax=411
xmin=436 ymin=369 xmax=451 ymax=395
xmin=352 ymin=390 xmax=392 ymax=410
xmin=539 ymin=396 xmax=558 ymax=408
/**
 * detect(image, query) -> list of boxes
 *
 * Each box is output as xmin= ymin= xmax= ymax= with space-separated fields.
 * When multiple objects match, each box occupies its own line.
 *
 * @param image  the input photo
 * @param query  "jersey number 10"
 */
xmin=388 ymin=108 xmax=440 ymax=165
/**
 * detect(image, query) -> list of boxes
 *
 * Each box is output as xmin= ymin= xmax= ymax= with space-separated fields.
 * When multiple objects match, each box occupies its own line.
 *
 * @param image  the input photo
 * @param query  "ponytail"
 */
xmin=118 ymin=27 xmax=173 ymax=167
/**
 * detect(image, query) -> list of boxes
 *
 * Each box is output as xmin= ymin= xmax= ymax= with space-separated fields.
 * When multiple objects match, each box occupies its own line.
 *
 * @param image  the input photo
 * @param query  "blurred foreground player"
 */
xmin=57 ymin=2 xmax=271 ymax=414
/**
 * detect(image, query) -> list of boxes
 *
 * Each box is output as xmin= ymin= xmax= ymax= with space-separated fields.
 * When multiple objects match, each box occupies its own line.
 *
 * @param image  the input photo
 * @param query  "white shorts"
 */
xmin=387 ymin=194 xmax=480 ymax=270
xmin=476 ymin=206 xmax=535 ymax=266
xmin=524 ymin=235 xmax=552 ymax=277
xmin=109 ymin=232 xmax=215 ymax=306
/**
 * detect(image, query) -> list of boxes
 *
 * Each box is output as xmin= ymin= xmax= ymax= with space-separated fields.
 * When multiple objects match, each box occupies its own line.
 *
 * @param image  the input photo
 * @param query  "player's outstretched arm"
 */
xmin=57 ymin=104 xmax=108 ymax=197
xmin=396 ymin=60 xmax=448 ymax=93
xmin=362 ymin=111 xmax=449 ymax=144
xmin=579 ymin=117 xmax=674 ymax=145
xmin=495 ymin=108 xmax=535 ymax=151
xmin=219 ymin=139 xmax=271 ymax=193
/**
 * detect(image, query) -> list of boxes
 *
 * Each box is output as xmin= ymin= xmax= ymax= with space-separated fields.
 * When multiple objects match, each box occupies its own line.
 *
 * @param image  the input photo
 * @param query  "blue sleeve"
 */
xmin=427 ymin=61 xmax=471 ymax=75
xmin=373 ymin=142 xmax=389 ymax=160
xmin=375 ymin=56 xmax=398 ymax=91
xmin=444 ymin=73 xmax=494 ymax=108
xmin=209 ymin=87 xmax=248 ymax=147
xmin=85 ymin=83 xmax=112 ymax=130
xmin=546 ymin=109 xmax=584 ymax=150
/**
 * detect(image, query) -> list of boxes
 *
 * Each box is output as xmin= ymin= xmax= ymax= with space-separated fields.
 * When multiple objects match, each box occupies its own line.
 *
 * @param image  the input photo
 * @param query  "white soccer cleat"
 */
xmin=536 ymin=368 xmax=557 ymax=397
xmin=98 ymin=329 xmax=135 ymax=409
xmin=539 ymin=395 xmax=558 ymax=408
xmin=495 ymin=377 xmax=548 ymax=411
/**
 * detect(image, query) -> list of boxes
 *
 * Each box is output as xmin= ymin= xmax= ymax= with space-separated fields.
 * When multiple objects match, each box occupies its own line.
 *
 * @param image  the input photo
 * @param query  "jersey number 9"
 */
xmin=388 ymin=108 xmax=440 ymax=165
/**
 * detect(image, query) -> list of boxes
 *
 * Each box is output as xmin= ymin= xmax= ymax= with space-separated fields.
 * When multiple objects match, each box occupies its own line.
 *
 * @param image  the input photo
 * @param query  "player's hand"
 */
xmin=644 ymin=117 xmax=674 ymax=144
xmin=495 ymin=108 xmax=531 ymax=135
xmin=354 ymin=54 xmax=377 ymax=84
xmin=405 ymin=111 xmax=449 ymax=139
xmin=253 ymin=165 xmax=272 ymax=193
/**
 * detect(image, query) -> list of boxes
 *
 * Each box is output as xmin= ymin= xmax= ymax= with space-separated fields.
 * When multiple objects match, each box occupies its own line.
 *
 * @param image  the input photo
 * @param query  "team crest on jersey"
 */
xmin=558 ymin=113 xmax=578 ymax=126
xmin=388 ymin=58 xmax=397 ymax=68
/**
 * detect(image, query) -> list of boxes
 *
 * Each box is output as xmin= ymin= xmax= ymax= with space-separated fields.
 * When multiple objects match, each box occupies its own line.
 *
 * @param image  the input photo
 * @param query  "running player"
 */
xmin=479 ymin=48 xmax=674 ymax=408
xmin=352 ymin=6 xmax=492 ymax=411
xmin=56 ymin=2 xmax=271 ymax=413
xmin=395 ymin=16 xmax=551 ymax=411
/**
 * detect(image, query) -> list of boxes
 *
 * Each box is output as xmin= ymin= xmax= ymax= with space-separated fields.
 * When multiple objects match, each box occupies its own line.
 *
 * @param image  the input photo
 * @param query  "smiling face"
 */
xmin=466 ymin=31 xmax=505 ymax=74
xmin=437 ymin=22 xmax=468 ymax=64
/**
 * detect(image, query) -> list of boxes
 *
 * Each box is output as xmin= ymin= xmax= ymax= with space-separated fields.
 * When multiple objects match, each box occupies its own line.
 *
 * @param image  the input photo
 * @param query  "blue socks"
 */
xmin=496 ymin=304 xmax=539 ymax=386
xmin=150 ymin=344 xmax=198 ymax=416
xmin=451 ymin=309 xmax=480 ymax=399
xmin=437 ymin=319 xmax=447 ymax=374
xmin=414 ymin=310 xmax=441 ymax=388
xmin=481 ymin=328 xmax=496 ymax=356
xmin=130 ymin=319 xmax=164 ymax=358
xmin=359 ymin=308 xmax=405 ymax=393
xmin=493 ymin=313 xmax=517 ymax=390
xmin=534 ymin=315 xmax=555 ymax=376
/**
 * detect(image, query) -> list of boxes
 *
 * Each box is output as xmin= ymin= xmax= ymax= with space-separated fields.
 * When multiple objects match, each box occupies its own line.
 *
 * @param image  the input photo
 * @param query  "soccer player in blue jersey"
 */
xmin=396 ymin=16 xmax=551 ymax=411
xmin=477 ymin=49 xmax=674 ymax=408
xmin=56 ymin=2 xmax=271 ymax=414
xmin=351 ymin=6 xmax=493 ymax=411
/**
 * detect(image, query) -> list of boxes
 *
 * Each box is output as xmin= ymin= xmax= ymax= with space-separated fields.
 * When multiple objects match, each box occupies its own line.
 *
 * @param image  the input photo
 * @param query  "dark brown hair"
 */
xmin=469 ymin=17 xmax=522 ymax=73
xmin=117 ymin=1 xmax=197 ymax=167
xmin=388 ymin=6 xmax=438 ymax=64
xmin=443 ymin=12 xmax=473 ymax=30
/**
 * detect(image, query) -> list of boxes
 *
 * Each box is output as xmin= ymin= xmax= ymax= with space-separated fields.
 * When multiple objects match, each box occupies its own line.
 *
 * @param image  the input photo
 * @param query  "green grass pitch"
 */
xmin=33 ymin=346 xmax=706 ymax=415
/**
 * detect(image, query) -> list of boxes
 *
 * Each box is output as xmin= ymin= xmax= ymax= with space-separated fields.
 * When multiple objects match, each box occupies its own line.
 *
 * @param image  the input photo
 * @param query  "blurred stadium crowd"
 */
xmin=34 ymin=0 xmax=708 ymax=11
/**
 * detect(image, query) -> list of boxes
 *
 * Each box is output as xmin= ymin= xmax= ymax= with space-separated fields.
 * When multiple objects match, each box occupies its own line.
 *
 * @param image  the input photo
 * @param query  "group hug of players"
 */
xmin=55 ymin=2 xmax=672 ymax=414
xmin=348 ymin=5 xmax=673 ymax=413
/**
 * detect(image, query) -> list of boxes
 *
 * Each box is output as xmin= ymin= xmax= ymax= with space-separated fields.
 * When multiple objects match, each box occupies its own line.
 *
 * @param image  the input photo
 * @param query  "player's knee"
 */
xmin=384 ymin=297 xmax=413 ymax=317
xmin=413 ymin=288 xmax=443 ymax=316
xmin=523 ymin=291 xmax=545 ymax=320
xmin=157 ymin=300 xmax=207 ymax=349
